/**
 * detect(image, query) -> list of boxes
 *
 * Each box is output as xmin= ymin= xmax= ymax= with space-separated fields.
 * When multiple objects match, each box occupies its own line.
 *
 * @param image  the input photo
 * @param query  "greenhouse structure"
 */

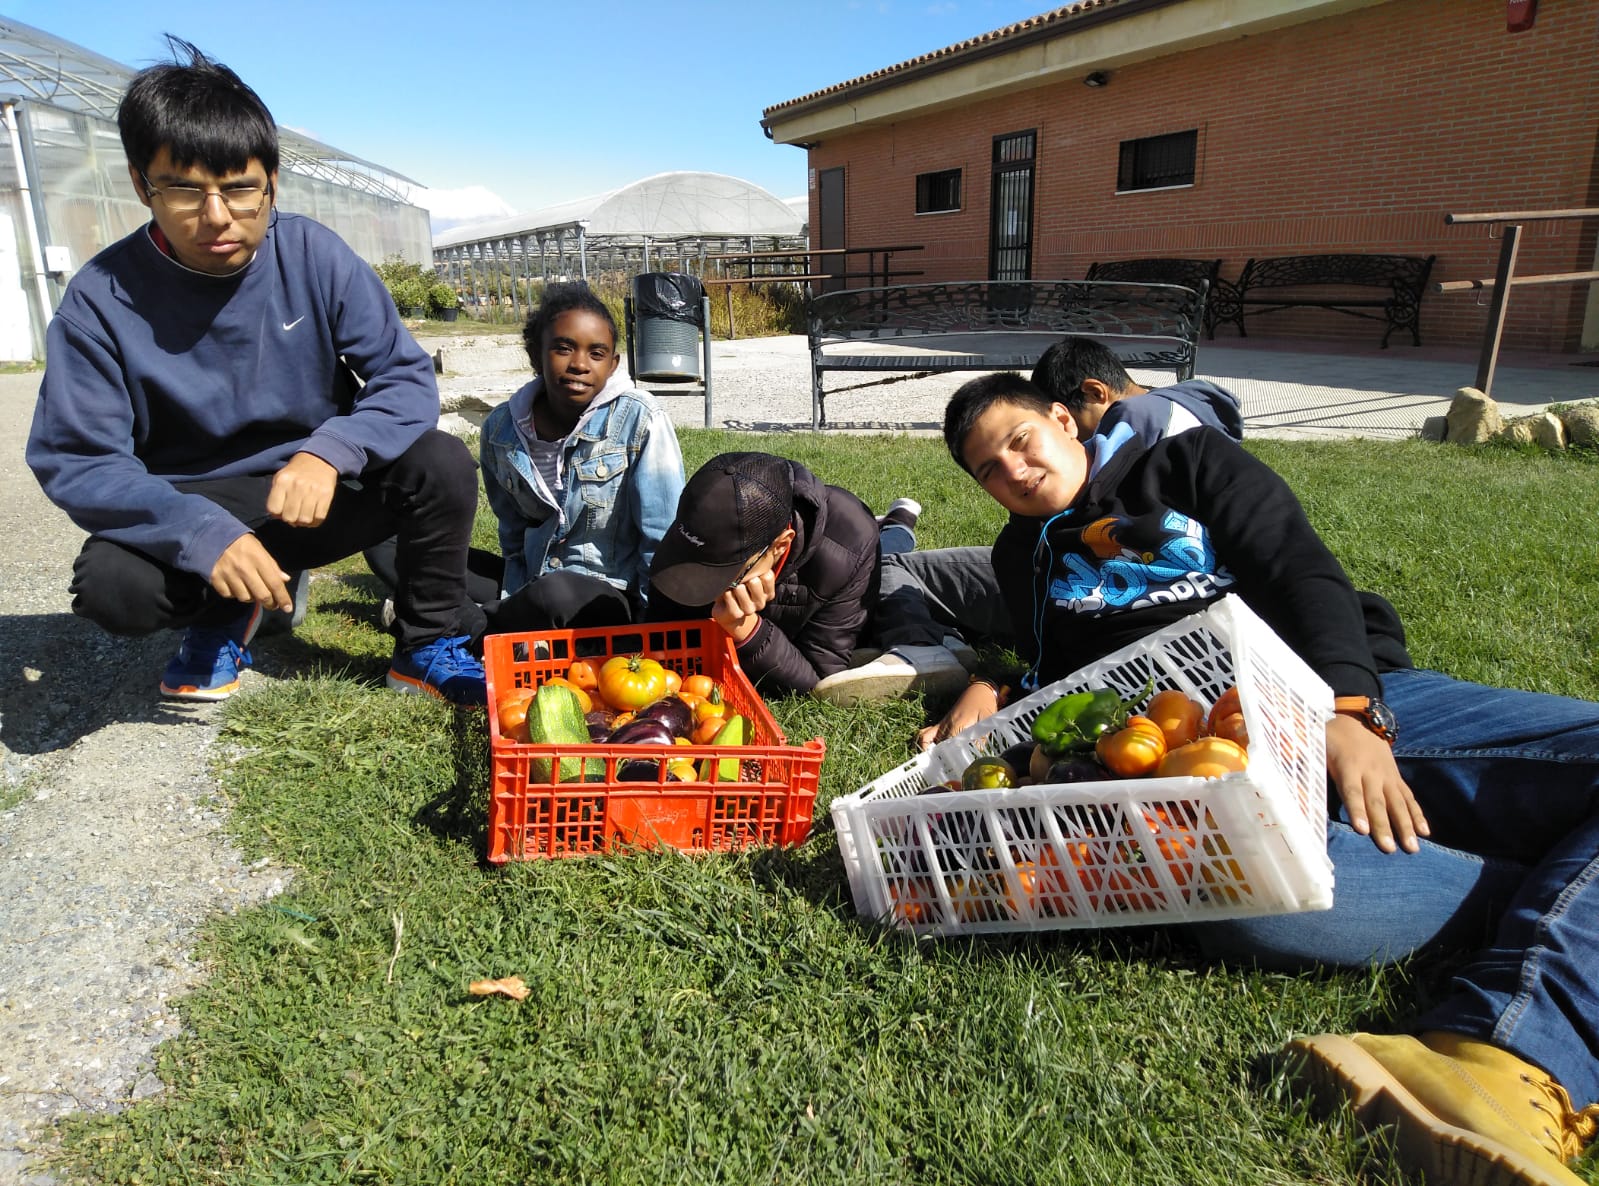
xmin=433 ymin=171 xmax=806 ymax=317
xmin=0 ymin=17 xmax=432 ymax=362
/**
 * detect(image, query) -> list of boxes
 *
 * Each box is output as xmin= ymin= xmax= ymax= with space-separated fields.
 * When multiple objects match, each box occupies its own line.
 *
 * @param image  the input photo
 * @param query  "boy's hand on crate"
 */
xmin=918 ymin=680 xmax=1002 ymax=750
xmin=1326 ymin=715 xmax=1429 ymax=854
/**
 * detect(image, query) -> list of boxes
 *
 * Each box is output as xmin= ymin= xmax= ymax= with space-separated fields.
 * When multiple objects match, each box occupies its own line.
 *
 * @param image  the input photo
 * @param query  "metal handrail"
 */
xmin=1438 ymin=208 xmax=1599 ymax=396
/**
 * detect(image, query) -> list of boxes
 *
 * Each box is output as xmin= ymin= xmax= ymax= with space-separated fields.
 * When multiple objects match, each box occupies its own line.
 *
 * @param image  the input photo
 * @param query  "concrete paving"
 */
xmin=594 ymin=333 xmax=1598 ymax=440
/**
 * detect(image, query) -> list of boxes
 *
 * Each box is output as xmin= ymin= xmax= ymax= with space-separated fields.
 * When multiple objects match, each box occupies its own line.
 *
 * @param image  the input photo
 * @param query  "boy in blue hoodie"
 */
xmin=25 ymin=39 xmax=485 ymax=704
xmin=1031 ymin=336 xmax=1245 ymax=445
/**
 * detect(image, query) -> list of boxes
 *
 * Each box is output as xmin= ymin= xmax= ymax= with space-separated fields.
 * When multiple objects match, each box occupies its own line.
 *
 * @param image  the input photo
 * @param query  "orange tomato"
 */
xmin=565 ymin=657 xmax=602 ymax=695
xmin=1210 ymin=711 xmax=1250 ymax=748
xmin=888 ymin=879 xmax=935 ymax=925
xmin=495 ymin=688 xmax=535 ymax=741
xmin=692 ymin=688 xmax=728 ymax=726
xmin=690 ymin=716 xmax=726 ymax=745
xmin=539 ymin=676 xmax=592 ymax=714
xmin=681 ymin=674 xmax=717 ymax=700
xmin=1142 ymin=805 xmax=1198 ymax=888
xmin=1157 ymin=737 xmax=1249 ymax=779
xmin=662 ymin=668 xmax=682 ymax=695
xmin=1146 ymin=689 xmax=1204 ymax=750
xmin=1207 ymin=686 xmax=1243 ymax=734
xmin=1096 ymin=716 xmax=1168 ymax=777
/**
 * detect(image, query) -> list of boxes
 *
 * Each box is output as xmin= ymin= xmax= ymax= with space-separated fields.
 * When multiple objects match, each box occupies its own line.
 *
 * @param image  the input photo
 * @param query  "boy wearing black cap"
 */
xmin=647 ymin=452 xmax=973 ymax=701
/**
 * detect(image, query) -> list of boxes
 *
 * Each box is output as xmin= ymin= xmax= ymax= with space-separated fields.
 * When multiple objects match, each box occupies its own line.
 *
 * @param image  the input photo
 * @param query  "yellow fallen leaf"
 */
xmin=468 ymin=976 xmax=529 ymax=1001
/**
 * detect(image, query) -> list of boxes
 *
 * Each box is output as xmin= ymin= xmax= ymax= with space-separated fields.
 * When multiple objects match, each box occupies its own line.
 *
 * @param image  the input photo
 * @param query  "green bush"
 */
xmin=428 ymin=282 xmax=460 ymax=313
xmin=373 ymin=255 xmax=437 ymax=314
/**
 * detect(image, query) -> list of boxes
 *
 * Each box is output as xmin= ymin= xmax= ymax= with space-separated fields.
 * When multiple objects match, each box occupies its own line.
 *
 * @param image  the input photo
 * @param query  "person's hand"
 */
xmin=267 ymin=452 xmax=338 ymax=528
xmin=210 ymin=533 xmax=293 ymax=612
xmin=1325 ymin=714 xmax=1429 ymax=853
xmin=712 ymin=569 xmax=776 ymax=643
xmin=917 ymin=682 xmax=1000 ymax=750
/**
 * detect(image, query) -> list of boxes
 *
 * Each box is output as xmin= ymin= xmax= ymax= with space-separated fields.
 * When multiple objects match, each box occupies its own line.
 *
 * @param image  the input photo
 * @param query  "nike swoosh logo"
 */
xmin=282 ymin=316 xmax=306 ymax=331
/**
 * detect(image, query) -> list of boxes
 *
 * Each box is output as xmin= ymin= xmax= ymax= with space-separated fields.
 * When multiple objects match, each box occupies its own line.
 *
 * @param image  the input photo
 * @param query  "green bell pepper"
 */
xmin=1030 ymin=687 xmax=1126 ymax=756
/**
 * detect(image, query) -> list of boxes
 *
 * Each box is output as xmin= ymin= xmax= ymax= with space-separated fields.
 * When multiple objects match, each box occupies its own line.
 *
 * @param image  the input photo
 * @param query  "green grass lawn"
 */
xmin=55 ymin=434 xmax=1599 ymax=1185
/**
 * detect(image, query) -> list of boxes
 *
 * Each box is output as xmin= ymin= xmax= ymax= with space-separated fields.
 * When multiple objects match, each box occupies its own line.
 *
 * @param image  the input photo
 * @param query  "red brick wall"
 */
xmin=805 ymin=0 xmax=1599 ymax=351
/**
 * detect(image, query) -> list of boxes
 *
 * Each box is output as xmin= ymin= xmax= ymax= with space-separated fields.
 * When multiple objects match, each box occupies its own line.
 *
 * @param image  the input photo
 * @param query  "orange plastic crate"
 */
xmin=484 ymin=620 xmax=824 ymax=861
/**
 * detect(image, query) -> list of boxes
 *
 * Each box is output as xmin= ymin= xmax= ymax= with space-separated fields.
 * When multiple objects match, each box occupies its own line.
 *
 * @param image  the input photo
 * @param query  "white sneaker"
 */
xmin=812 ymin=644 xmax=968 ymax=705
xmin=876 ymin=497 xmax=922 ymax=530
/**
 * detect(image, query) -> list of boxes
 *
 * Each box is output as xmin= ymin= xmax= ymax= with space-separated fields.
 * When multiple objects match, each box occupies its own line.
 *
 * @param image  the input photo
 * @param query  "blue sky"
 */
xmin=10 ymin=0 xmax=1054 ymax=228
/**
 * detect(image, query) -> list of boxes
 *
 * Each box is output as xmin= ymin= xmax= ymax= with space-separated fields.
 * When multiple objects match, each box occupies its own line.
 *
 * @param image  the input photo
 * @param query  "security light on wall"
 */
xmin=1084 ymin=71 xmax=1109 ymax=88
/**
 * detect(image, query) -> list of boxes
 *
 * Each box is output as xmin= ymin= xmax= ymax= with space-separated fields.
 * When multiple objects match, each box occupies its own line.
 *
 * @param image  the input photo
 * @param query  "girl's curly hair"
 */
xmin=522 ymin=282 xmax=618 ymax=370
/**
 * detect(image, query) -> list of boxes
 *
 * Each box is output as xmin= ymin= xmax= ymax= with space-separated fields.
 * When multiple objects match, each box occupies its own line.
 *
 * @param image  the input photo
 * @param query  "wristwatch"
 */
xmin=1333 ymin=696 xmax=1398 ymax=745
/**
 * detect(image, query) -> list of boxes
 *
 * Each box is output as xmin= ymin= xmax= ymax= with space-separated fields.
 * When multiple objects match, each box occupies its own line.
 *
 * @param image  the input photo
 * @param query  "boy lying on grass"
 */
xmin=928 ymin=372 xmax=1599 ymax=1186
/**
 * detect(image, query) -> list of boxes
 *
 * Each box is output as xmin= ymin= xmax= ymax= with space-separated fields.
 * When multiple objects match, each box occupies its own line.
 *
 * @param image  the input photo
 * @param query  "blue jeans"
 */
xmin=1191 ymin=666 xmax=1599 ymax=1105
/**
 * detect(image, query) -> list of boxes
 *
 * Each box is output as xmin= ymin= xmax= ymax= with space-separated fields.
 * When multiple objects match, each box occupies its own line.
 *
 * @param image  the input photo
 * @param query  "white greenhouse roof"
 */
xmin=0 ymin=17 xmax=423 ymax=202
xmin=434 ymin=171 xmax=804 ymax=248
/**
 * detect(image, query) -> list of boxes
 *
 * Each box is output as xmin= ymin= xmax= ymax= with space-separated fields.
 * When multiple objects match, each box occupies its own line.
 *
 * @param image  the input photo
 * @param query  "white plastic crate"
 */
xmin=830 ymin=596 xmax=1336 ymax=935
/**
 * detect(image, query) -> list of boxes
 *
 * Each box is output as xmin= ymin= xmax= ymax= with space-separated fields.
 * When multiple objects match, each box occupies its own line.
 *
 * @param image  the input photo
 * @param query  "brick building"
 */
xmin=761 ymin=0 xmax=1599 ymax=352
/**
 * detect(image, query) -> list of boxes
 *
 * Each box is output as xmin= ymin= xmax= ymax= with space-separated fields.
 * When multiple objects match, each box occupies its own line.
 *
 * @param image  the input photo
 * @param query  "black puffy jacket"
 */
xmin=647 ymin=460 xmax=879 ymax=694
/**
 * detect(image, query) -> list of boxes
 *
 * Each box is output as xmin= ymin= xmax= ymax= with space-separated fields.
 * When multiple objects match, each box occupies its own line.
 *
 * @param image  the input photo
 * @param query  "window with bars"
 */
xmin=1117 ymin=129 xmax=1198 ymax=192
xmin=915 ymin=169 xmax=962 ymax=214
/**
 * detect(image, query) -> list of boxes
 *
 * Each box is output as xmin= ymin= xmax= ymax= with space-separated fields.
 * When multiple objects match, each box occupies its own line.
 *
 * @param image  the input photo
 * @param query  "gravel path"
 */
xmin=0 ymin=375 xmax=289 ymax=1184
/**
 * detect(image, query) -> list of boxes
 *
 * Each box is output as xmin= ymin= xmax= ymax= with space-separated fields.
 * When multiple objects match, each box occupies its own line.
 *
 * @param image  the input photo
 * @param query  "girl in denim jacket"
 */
xmin=476 ymin=283 xmax=684 ymax=632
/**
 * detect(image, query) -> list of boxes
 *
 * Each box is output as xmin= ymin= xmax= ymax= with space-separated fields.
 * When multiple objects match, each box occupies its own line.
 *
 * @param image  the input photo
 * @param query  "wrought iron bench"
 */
xmin=1085 ymin=257 xmax=1222 ymax=336
xmin=1212 ymin=253 xmax=1436 ymax=347
xmin=805 ymin=279 xmax=1208 ymax=429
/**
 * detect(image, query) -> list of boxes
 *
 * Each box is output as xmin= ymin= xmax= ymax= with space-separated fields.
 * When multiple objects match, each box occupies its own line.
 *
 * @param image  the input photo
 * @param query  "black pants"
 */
xmin=363 ymin=538 xmax=631 ymax=641
xmin=70 ymin=430 xmax=479 ymax=651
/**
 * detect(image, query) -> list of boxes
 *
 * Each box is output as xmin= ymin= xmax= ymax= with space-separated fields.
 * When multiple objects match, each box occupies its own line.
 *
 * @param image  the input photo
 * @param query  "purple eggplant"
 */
xmin=1045 ymin=757 xmax=1109 ymax=785
xmin=606 ymin=718 xmax=677 ymax=747
xmin=585 ymin=708 xmax=617 ymax=741
xmin=633 ymin=695 xmax=694 ymax=738
xmin=617 ymin=759 xmax=663 ymax=782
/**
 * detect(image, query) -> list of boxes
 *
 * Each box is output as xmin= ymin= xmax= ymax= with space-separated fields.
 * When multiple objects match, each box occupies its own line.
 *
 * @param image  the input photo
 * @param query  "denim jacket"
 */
xmin=480 ymin=376 xmax=684 ymax=610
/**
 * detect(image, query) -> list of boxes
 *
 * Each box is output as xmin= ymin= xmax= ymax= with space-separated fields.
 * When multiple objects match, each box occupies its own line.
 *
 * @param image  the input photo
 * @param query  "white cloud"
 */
xmin=403 ymin=184 xmax=517 ymax=232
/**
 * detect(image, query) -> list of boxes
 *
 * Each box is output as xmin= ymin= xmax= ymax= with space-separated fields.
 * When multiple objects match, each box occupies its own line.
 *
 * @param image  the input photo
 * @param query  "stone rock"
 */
xmin=1531 ymin=412 xmax=1568 ymax=451
xmin=1495 ymin=412 xmax=1567 ymax=450
xmin=1561 ymin=401 xmax=1599 ymax=447
xmin=1418 ymin=415 xmax=1447 ymax=442
xmin=1445 ymin=387 xmax=1501 ymax=444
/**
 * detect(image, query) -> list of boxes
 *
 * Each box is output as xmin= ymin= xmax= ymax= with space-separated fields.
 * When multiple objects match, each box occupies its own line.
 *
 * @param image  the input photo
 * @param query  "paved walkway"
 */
xmin=571 ymin=333 xmax=1596 ymax=439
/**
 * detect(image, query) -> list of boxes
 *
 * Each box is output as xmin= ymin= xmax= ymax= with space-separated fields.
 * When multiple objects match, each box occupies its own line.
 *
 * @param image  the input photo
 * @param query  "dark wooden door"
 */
xmin=818 ymin=167 xmax=845 ymax=293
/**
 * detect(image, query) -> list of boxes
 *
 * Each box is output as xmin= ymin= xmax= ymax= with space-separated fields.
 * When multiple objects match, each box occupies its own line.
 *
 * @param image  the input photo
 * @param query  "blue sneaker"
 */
xmin=159 ymin=603 xmax=263 ymax=701
xmin=386 ymin=635 xmax=486 ymax=705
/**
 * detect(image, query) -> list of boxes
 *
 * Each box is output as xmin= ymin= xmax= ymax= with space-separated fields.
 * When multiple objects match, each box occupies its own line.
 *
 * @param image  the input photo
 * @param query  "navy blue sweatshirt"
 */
xmin=26 ymin=212 xmax=438 ymax=579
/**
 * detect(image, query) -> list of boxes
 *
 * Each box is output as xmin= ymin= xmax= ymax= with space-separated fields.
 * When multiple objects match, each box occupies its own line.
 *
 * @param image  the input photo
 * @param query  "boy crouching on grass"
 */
xmin=930 ymin=371 xmax=1599 ymax=1186
xmin=26 ymin=38 xmax=485 ymax=705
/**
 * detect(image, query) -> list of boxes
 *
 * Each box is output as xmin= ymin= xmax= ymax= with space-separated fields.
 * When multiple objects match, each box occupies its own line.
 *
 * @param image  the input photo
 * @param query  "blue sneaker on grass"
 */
xmin=386 ymin=635 xmax=486 ymax=705
xmin=159 ymin=602 xmax=263 ymax=702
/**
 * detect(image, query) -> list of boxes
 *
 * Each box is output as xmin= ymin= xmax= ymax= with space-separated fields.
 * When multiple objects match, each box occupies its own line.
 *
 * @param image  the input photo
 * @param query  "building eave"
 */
xmin=761 ymin=0 xmax=1391 ymax=146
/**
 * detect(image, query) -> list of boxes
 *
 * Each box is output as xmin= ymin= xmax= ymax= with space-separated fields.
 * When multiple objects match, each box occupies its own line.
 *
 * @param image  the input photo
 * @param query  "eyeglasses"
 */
xmin=725 ymin=543 xmax=774 ymax=593
xmin=139 ymin=171 xmax=273 ymax=217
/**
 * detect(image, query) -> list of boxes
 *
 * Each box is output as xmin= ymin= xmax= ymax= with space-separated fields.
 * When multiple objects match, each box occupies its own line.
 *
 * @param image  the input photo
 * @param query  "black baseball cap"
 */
xmin=650 ymin=453 xmax=795 ymax=606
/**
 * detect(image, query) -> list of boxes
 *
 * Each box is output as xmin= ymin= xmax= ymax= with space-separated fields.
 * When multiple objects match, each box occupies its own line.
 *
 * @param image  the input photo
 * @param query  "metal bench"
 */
xmin=805 ymin=279 xmax=1208 ymax=429
xmin=1212 ymin=253 xmax=1436 ymax=347
xmin=1086 ymin=258 xmax=1222 ymax=336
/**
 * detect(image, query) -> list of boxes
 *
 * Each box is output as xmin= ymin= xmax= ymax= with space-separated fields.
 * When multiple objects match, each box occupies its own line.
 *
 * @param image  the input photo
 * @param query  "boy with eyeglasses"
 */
xmin=26 ymin=38 xmax=485 ymax=704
